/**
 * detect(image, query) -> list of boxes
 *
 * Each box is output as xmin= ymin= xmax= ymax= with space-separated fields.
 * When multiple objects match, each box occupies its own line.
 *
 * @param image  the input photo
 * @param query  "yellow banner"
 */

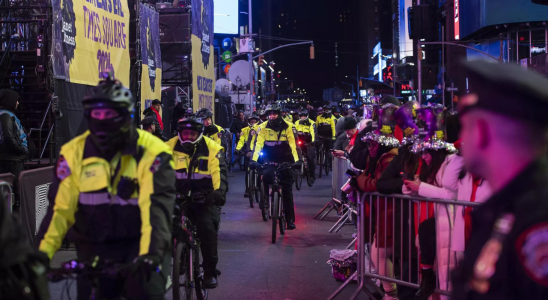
xmin=191 ymin=0 xmax=215 ymax=117
xmin=53 ymin=0 xmax=130 ymax=86
xmin=139 ymin=3 xmax=162 ymax=114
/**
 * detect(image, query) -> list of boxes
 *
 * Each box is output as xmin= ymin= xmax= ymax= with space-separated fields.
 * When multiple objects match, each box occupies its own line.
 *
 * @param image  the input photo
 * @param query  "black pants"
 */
xmin=186 ymin=203 xmax=220 ymax=276
xmin=317 ymin=137 xmax=333 ymax=165
xmin=301 ymin=145 xmax=316 ymax=179
xmin=418 ymin=218 xmax=436 ymax=265
xmin=0 ymin=160 xmax=24 ymax=178
xmin=262 ymin=167 xmax=295 ymax=222
xmin=76 ymin=241 xmax=169 ymax=300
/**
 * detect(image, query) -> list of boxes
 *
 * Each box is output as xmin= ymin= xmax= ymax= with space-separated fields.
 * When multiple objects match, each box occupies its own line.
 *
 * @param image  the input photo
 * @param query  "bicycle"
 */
xmin=316 ymin=136 xmax=332 ymax=178
xmin=255 ymin=162 xmax=295 ymax=243
xmin=172 ymin=194 xmax=210 ymax=300
xmin=48 ymin=256 xmax=132 ymax=300
xmin=294 ymin=139 xmax=311 ymax=190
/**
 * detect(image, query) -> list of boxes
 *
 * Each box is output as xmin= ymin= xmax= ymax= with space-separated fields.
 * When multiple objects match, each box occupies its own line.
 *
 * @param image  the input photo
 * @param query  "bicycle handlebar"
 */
xmin=48 ymin=258 xmax=132 ymax=283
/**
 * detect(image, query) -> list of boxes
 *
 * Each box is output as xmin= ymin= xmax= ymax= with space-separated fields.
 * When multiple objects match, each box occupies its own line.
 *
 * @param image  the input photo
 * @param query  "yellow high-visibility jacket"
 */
xmin=204 ymin=124 xmax=225 ymax=145
xmin=316 ymin=114 xmax=336 ymax=140
xmin=295 ymin=119 xmax=315 ymax=144
xmin=235 ymin=124 xmax=259 ymax=152
xmin=39 ymin=129 xmax=176 ymax=260
xmin=166 ymin=136 xmax=228 ymax=196
xmin=252 ymin=120 xmax=299 ymax=163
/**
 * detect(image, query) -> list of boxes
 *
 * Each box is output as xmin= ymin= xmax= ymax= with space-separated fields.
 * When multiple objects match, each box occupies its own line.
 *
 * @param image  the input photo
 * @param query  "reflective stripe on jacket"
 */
xmin=39 ymin=129 xmax=176 ymax=260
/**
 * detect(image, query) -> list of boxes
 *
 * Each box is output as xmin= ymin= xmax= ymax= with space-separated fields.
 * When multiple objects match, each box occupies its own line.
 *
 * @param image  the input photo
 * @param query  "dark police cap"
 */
xmin=151 ymin=99 xmax=162 ymax=105
xmin=461 ymin=60 xmax=548 ymax=125
xmin=141 ymin=116 xmax=155 ymax=126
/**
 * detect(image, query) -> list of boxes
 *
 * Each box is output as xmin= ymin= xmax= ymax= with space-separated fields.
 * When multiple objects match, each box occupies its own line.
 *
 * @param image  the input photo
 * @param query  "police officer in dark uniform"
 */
xmin=166 ymin=116 xmax=228 ymax=288
xmin=250 ymin=104 xmax=302 ymax=229
xmin=39 ymin=74 xmax=176 ymax=299
xmin=452 ymin=60 xmax=548 ymax=300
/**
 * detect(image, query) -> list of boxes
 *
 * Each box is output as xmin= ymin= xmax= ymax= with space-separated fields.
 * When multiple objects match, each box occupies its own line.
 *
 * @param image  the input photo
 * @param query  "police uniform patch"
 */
xmin=150 ymin=156 xmax=163 ymax=173
xmin=56 ymin=156 xmax=71 ymax=181
xmin=515 ymin=222 xmax=548 ymax=287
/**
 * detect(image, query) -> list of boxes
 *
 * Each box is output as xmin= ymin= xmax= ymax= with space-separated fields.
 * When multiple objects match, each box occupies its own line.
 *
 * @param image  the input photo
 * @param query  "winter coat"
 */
xmin=0 ymin=90 xmax=27 ymax=161
xmin=357 ymin=148 xmax=398 ymax=247
xmin=143 ymin=107 xmax=165 ymax=141
xmin=376 ymin=151 xmax=409 ymax=194
xmin=442 ymin=155 xmax=492 ymax=253
xmin=416 ymin=154 xmax=458 ymax=298
xmin=230 ymin=118 xmax=247 ymax=135
xmin=348 ymin=124 xmax=373 ymax=170
xmin=333 ymin=132 xmax=349 ymax=151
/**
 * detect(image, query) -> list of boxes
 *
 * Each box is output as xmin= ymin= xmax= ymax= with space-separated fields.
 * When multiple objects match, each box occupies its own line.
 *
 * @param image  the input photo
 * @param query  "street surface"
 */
xmin=48 ymin=168 xmax=368 ymax=300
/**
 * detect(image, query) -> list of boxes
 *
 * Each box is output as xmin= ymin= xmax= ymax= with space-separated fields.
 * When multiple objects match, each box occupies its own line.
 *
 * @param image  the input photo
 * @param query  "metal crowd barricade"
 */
xmin=328 ymin=192 xmax=482 ymax=300
xmin=314 ymin=156 xmax=351 ymax=221
xmin=0 ymin=181 xmax=14 ymax=213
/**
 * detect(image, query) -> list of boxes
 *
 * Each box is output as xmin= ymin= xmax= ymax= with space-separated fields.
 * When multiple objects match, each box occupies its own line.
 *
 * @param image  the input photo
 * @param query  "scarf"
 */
xmin=464 ymin=176 xmax=483 ymax=247
xmin=151 ymin=107 xmax=163 ymax=130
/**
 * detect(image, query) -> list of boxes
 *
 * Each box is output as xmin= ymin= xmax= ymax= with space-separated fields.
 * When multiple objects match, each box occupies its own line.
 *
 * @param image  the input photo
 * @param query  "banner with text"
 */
xmin=51 ymin=0 xmax=130 ymax=86
xmin=139 ymin=3 xmax=162 ymax=112
xmin=191 ymin=0 xmax=215 ymax=116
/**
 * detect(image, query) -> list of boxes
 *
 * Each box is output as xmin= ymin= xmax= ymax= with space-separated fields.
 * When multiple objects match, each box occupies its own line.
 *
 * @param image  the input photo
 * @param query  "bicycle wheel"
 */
xmin=254 ymin=173 xmax=261 ymax=203
xmin=271 ymin=190 xmax=279 ymax=244
xmin=318 ymin=148 xmax=324 ymax=178
xmin=295 ymin=168 xmax=302 ymax=190
xmin=260 ymin=183 xmax=268 ymax=221
xmin=173 ymin=241 xmax=193 ymax=300
xmin=194 ymin=244 xmax=209 ymax=300
xmin=248 ymin=171 xmax=255 ymax=208
xmin=324 ymin=153 xmax=330 ymax=176
xmin=278 ymin=192 xmax=285 ymax=236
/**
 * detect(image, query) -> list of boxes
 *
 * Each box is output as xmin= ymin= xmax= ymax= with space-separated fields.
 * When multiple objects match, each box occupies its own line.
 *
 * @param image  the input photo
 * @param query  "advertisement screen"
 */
xmin=214 ymin=0 xmax=238 ymax=35
xmin=460 ymin=0 xmax=548 ymax=39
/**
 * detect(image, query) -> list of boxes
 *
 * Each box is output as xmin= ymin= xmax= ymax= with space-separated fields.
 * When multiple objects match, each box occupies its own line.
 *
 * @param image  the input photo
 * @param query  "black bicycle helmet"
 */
xmin=265 ymin=104 xmax=282 ymax=114
xmin=195 ymin=108 xmax=214 ymax=119
xmin=83 ymin=71 xmax=134 ymax=114
xmin=258 ymin=109 xmax=267 ymax=116
xmin=177 ymin=115 xmax=204 ymax=134
xmin=248 ymin=113 xmax=260 ymax=122
xmin=298 ymin=109 xmax=309 ymax=116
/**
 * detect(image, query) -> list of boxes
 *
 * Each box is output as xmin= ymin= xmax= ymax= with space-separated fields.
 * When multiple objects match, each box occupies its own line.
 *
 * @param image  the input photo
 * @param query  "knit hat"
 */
xmin=0 ymin=89 xmax=19 ymax=112
xmin=342 ymin=117 xmax=358 ymax=130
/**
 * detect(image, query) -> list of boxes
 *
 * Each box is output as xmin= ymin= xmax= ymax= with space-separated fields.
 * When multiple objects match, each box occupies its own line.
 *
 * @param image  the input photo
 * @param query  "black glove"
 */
xmin=293 ymin=160 xmax=303 ymax=169
xmin=206 ymin=190 xmax=225 ymax=206
xmin=29 ymin=251 xmax=50 ymax=270
xmin=132 ymin=254 xmax=162 ymax=281
xmin=249 ymin=161 xmax=259 ymax=170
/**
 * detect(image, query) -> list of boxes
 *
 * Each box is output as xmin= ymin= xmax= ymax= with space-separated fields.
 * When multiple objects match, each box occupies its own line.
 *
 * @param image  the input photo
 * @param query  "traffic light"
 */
xmin=359 ymin=80 xmax=363 ymax=88
xmin=258 ymin=55 xmax=265 ymax=66
xmin=310 ymin=45 xmax=315 ymax=59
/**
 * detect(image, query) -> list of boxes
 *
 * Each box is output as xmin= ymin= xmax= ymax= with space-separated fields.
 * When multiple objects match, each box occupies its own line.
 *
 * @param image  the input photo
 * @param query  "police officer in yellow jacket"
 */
xmin=250 ymin=104 xmax=301 ymax=230
xmin=235 ymin=113 xmax=260 ymax=198
xmin=38 ymin=74 xmax=176 ymax=300
xmin=196 ymin=108 xmax=224 ymax=145
xmin=166 ymin=115 xmax=228 ymax=289
xmin=316 ymin=106 xmax=336 ymax=165
xmin=294 ymin=109 xmax=316 ymax=186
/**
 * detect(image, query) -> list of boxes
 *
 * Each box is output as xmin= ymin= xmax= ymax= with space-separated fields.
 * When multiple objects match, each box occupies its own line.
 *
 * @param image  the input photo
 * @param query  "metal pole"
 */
xmin=450 ymin=81 xmax=454 ymax=112
xmin=418 ymin=42 xmax=422 ymax=105
xmin=442 ymin=26 xmax=445 ymax=107
xmin=356 ymin=65 xmax=360 ymax=104
xmin=248 ymin=0 xmax=254 ymax=110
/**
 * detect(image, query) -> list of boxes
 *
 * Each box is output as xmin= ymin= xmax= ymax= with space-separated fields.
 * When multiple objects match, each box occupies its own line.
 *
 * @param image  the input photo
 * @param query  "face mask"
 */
xmin=88 ymin=114 xmax=131 ymax=154
xmin=268 ymin=117 xmax=283 ymax=129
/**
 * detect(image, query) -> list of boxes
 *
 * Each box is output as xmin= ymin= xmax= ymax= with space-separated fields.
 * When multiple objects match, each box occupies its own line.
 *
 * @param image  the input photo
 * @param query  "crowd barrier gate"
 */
xmin=327 ymin=192 xmax=482 ymax=300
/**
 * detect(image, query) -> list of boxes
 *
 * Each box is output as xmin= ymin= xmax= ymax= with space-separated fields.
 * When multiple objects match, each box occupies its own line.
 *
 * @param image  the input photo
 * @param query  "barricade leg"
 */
xmin=329 ymin=209 xmax=350 ymax=233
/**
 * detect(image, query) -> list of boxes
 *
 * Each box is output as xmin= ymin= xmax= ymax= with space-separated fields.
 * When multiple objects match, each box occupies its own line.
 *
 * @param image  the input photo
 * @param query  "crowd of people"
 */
xmin=2 ymin=60 xmax=548 ymax=300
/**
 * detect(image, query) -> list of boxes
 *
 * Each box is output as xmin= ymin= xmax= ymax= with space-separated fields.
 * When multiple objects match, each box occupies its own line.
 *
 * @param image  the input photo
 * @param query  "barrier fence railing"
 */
xmin=327 ymin=191 xmax=482 ymax=300
xmin=315 ymin=156 xmax=352 ymax=221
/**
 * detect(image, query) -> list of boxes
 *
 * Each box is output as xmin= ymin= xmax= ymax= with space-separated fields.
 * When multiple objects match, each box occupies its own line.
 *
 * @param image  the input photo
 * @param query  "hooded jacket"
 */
xmin=0 ymin=89 xmax=28 ymax=161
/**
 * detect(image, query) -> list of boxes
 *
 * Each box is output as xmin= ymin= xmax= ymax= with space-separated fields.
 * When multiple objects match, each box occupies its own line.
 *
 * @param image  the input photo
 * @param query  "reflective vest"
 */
xmin=252 ymin=120 xmax=299 ymax=163
xmin=39 ymin=129 xmax=175 ymax=260
xmin=166 ymin=136 xmax=227 ymax=196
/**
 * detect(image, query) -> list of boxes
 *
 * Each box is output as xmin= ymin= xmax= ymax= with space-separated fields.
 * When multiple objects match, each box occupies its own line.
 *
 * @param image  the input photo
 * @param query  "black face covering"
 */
xmin=268 ymin=117 xmax=284 ymax=131
xmin=88 ymin=114 xmax=131 ymax=154
xmin=322 ymin=112 xmax=331 ymax=118
xmin=204 ymin=124 xmax=216 ymax=135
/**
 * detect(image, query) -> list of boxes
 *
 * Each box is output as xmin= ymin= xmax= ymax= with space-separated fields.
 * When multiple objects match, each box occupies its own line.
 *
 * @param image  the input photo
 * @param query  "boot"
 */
xmin=203 ymin=273 xmax=218 ymax=289
xmin=307 ymin=176 xmax=316 ymax=186
xmin=286 ymin=221 xmax=296 ymax=230
xmin=415 ymin=268 xmax=435 ymax=300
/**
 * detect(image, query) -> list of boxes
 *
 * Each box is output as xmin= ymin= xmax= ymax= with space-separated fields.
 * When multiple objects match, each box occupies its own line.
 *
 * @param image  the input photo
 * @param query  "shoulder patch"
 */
xmin=150 ymin=155 xmax=163 ymax=173
xmin=515 ymin=222 xmax=548 ymax=287
xmin=56 ymin=156 xmax=71 ymax=181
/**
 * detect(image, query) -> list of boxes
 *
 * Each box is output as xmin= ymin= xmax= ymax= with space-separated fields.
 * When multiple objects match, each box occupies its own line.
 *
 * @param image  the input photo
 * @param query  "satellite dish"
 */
xmin=216 ymin=78 xmax=232 ymax=95
xmin=228 ymin=60 xmax=253 ymax=90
